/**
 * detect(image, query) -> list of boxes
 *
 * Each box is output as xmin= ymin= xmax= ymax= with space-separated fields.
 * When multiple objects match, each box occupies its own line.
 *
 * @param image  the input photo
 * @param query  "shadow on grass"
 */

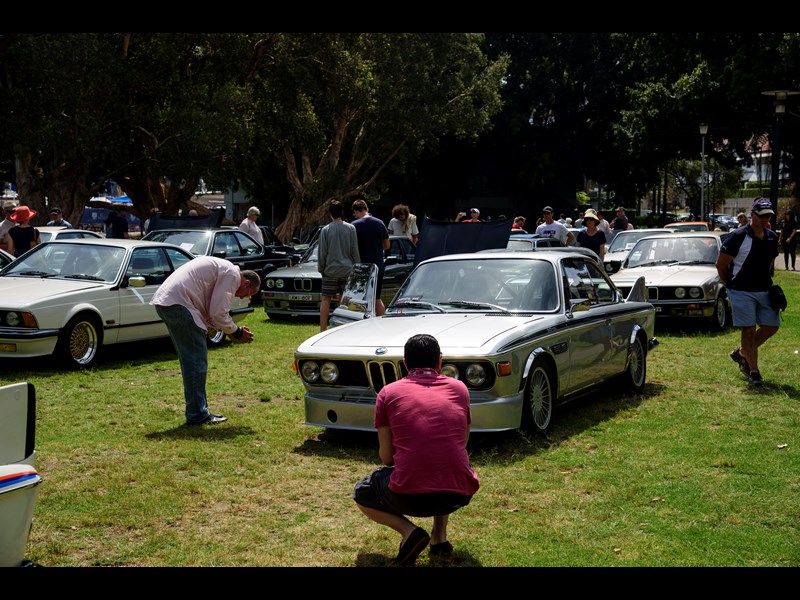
xmin=354 ymin=549 xmax=482 ymax=567
xmin=294 ymin=429 xmax=378 ymax=460
xmin=145 ymin=424 xmax=257 ymax=441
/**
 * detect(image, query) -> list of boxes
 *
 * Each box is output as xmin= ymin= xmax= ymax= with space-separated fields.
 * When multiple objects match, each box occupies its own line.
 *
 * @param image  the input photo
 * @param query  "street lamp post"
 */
xmin=699 ymin=123 xmax=708 ymax=223
xmin=762 ymin=90 xmax=800 ymax=210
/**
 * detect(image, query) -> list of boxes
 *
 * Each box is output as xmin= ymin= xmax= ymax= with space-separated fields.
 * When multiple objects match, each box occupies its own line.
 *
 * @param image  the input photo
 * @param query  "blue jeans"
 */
xmin=155 ymin=304 xmax=210 ymax=424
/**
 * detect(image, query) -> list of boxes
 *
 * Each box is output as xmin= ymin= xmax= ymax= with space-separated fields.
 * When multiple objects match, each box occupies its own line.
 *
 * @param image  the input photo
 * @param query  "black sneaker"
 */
xmin=748 ymin=371 xmax=763 ymax=387
xmin=730 ymin=348 xmax=749 ymax=376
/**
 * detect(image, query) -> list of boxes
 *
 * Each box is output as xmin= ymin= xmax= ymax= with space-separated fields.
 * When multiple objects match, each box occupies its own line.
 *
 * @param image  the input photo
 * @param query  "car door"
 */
xmin=330 ymin=263 xmax=379 ymax=326
xmin=560 ymin=256 xmax=624 ymax=390
xmin=382 ymin=238 xmax=415 ymax=306
xmin=116 ymin=247 xmax=181 ymax=342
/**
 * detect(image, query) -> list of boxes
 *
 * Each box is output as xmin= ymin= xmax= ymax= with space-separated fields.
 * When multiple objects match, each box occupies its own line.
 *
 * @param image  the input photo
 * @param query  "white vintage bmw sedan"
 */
xmin=0 ymin=239 xmax=254 ymax=368
xmin=295 ymin=250 xmax=657 ymax=435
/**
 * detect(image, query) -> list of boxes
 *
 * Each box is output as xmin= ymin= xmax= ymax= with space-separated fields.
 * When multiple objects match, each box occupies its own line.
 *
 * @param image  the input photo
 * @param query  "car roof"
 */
xmin=427 ymin=248 xmax=598 ymax=263
xmin=45 ymin=238 xmax=181 ymax=248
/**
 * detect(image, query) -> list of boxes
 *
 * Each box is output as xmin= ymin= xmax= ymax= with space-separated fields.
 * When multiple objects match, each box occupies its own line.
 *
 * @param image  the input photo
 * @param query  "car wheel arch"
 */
xmin=55 ymin=310 xmax=104 ymax=369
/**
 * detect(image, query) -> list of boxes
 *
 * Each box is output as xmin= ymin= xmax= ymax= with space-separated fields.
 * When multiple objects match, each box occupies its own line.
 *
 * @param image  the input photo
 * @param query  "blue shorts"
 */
xmin=353 ymin=466 xmax=473 ymax=518
xmin=728 ymin=289 xmax=781 ymax=328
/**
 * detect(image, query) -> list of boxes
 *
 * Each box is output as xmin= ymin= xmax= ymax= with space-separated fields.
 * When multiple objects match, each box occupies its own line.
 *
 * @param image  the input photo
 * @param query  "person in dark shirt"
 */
xmin=716 ymin=197 xmax=780 ymax=387
xmin=111 ymin=207 xmax=130 ymax=239
xmin=351 ymin=196 xmax=390 ymax=315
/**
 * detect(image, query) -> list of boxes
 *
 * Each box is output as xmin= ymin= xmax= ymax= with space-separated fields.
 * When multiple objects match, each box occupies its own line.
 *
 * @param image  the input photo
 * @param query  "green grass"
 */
xmin=4 ymin=271 xmax=799 ymax=567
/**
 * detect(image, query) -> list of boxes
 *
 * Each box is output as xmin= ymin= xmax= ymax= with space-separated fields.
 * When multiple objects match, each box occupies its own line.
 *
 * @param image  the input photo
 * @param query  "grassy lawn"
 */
xmin=4 ymin=271 xmax=799 ymax=567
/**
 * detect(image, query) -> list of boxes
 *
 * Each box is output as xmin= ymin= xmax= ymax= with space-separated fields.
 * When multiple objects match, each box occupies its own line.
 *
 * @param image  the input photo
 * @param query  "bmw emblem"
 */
xmin=375 ymin=347 xmax=387 ymax=355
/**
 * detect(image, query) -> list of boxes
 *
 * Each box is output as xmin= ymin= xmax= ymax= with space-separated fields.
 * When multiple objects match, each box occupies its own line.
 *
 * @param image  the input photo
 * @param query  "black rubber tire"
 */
xmin=522 ymin=361 xmax=555 ymax=435
xmin=56 ymin=314 xmax=102 ymax=368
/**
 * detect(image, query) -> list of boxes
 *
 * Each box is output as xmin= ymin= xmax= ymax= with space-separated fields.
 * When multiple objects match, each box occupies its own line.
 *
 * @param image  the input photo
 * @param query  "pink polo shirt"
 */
xmin=150 ymin=256 xmax=241 ymax=335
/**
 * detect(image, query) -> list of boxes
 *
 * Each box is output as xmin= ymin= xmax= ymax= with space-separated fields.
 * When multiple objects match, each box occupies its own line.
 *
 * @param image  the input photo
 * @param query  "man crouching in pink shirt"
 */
xmin=151 ymin=256 xmax=259 ymax=426
xmin=353 ymin=333 xmax=480 ymax=566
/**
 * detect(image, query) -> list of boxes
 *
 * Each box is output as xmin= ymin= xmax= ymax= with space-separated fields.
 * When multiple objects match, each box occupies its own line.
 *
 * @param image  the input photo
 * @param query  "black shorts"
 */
xmin=353 ymin=466 xmax=472 ymax=518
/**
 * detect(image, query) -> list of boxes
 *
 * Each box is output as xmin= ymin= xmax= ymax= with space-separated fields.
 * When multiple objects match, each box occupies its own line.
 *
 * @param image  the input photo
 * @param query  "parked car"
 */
xmin=142 ymin=228 xmax=290 ymax=283
xmin=609 ymin=231 xmax=729 ymax=330
xmin=35 ymin=226 xmax=105 ymax=242
xmin=603 ymin=228 xmax=674 ymax=274
xmin=664 ymin=221 xmax=710 ymax=232
xmin=506 ymin=233 xmax=565 ymax=251
xmin=0 ymin=239 xmax=254 ymax=368
xmin=262 ymin=235 xmax=416 ymax=320
xmin=296 ymin=250 xmax=657 ymax=435
xmin=259 ymin=225 xmax=304 ymax=264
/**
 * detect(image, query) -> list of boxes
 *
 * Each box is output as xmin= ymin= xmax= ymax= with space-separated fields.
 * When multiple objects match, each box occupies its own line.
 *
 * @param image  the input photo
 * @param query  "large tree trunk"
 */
xmin=121 ymin=175 xmax=199 ymax=220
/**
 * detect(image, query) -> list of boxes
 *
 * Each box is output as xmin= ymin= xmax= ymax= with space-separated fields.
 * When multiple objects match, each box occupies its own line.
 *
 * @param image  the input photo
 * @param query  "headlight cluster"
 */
xmin=265 ymin=279 xmax=284 ymax=289
xmin=441 ymin=362 xmax=487 ymax=387
xmin=674 ymin=287 xmax=703 ymax=299
xmin=301 ymin=361 xmax=339 ymax=384
xmin=0 ymin=311 xmax=37 ymax=328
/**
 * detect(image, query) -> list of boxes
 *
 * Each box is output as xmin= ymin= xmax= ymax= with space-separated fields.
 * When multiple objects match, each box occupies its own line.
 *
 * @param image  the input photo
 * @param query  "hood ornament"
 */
xmin=375 ymin=347 xmax=387 ymax=355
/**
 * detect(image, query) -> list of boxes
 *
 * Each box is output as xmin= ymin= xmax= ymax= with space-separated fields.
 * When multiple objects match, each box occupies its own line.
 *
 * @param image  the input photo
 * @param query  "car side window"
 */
xmin=561 ymin=258 xmax=615 ymax=305
xmin=234 ymin=231 xmax=261 ymax=256
xmin=165 ymin=248 xmax=192 ymax=273
xmin=126 ymin=249 xmax=166 ymax=285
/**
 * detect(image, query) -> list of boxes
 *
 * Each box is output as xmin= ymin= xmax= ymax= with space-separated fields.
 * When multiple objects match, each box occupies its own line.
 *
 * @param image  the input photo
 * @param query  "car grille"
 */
xmin=618 ymin=286 xmax=659 ymax=301
xmin=292 ymin=278 xmax=320 ymax=292
xmin=368 ymin=360 xmax=409 ymax=393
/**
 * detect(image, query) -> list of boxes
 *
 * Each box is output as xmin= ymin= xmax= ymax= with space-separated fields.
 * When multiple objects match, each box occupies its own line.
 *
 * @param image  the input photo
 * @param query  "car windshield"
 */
xmin=1 ymin=242 xmax=127 ymax=282
xmin=389 ymin=257 xmax=560 ymax=313
xmin=625 ymin=236 xmax=719 ymax=268
xmin=144 ymin=230 xmax=210 ymax=255
xmin=607 ymin=230 xmax=669 ymax=253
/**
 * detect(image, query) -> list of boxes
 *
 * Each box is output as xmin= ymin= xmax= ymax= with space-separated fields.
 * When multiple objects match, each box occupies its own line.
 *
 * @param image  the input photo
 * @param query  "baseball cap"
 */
xmin=751 ymin=197 xmax=775 ymax=216
xmin=542 ymin=206 xmax=554 ymax=214
xmin=50 ymin=207 xmax=62 ymax=214
xmin=615 ymin=206 xmax=625 ymax=212
xmin=470 ymin=208 xmax=480 ymax=215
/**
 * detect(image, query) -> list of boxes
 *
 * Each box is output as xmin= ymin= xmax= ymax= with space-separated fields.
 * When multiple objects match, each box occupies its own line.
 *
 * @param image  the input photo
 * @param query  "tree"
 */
xmin=238 ymin=33 xmax=509 ymax=242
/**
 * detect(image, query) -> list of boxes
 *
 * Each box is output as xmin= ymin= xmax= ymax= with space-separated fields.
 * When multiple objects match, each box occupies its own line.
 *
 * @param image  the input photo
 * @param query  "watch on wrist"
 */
xmin=231 ymin=326 xmax=243 ymax=339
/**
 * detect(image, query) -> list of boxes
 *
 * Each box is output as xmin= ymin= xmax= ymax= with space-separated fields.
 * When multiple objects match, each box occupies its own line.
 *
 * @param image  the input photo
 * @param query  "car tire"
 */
xmin=623 ymin=334 xmax=647 ymax=394
xmin=522 ymin=361 xmax=555 ymax=435
xmin=207 ymin=329 xmax=226 ymax=348
xmin=56 ymin=313 xmax=102 ymax=368
xmin=709 ymin=295 xmax=729 ymax=331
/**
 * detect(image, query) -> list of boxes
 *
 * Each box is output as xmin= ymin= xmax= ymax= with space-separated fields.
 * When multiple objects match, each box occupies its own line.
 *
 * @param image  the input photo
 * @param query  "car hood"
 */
xmin=612 ymin=265 xmax=718 ymax=287
xmin=299 ymin=313 xmax=545 ymax=355
xmin=267 ymin=261 xmax=319 ymax=278
xmin=0 ymin=277 xmax=107 ymax=306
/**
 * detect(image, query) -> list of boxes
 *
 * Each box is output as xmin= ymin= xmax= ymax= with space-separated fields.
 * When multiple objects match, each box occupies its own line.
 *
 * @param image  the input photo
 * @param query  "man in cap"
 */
xmin=462 ymin=208 xmax=481 ymax=222
xmin=0 ymin=200 xmax=18 ymax=253
xmin=535 ymin=206 xmax=575 ymax=246
xmin=110 ymin=206 xmax=131 ymax=239
xmin=716 ymin=197 xmax=780 ymax=387
xmin=46 ymin=207 xmax=73 ymax=229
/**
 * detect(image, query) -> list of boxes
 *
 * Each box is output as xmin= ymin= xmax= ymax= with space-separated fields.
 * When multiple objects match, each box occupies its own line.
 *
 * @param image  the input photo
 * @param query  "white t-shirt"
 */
xmin=535 ymin=220 xmax=570 ymax=245
xmin=387 ymin=215 xmax=419 ymax=240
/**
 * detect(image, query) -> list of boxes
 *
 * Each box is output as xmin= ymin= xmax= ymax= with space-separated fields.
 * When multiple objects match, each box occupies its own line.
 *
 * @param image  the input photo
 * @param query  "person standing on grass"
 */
xmin=576 ymin=208 xmax=606 ymax=261
xmin=352 ymin=196 xmax=390 ymax=316
xmin=318 ymin=199 xmax=360 ymax=332
xmin=239 ymin=206 xmax=265 ymax=245
xmin=717 ymin=197 xmax=780 ymax=387
xmin=777 ymin=208 xmax=797 ymax=270
xmin=535 ymin=206 xmax=575 ymax=246
xmin=150 ymin=256 xmax=260 ymax=425
xmin=353 ymin=334 xmax=479 ymax=566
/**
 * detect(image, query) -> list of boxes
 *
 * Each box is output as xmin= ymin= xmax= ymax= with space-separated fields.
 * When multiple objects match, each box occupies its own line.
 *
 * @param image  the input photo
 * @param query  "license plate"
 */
xmin=0 ymin=343 xmax=17 ymax=352
xmin=289 ymin=294 xmax=313 ymax=301
xmin=654 ymin=306 xmax=662 ymax=312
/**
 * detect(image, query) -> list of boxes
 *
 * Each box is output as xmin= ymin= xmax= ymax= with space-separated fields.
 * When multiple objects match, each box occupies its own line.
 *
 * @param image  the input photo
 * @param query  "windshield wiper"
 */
xmin=390 ymin=300 xmax=446 ymax=313
xmin=627 ymin=260 xmax=678 ymax=268
xmin=15 ymin=270 xmax=55 ymax=277
xmin=62 ymin=274 xmax=104 ymax=281
xmin=440 ymin=300 xmax=511 ymax=314
xmin=675 ymin=260 xmax=713 ymax=265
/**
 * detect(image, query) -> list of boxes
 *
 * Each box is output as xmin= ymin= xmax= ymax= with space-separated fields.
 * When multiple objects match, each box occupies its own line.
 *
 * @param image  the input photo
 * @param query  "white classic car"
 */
xmin=0 ymin=239 xmax=254 ymax=368
xmin=610 ymin=231 xmax=730 ymax=330
xmin=295 ymin=250 xmax=657 ymax=435
xmin=603 ymin=228 xmax=674 ymax=274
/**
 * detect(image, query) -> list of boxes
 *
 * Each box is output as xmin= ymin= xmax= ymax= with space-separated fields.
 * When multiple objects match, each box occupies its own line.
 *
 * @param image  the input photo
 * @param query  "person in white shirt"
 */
xmin=239 ymin=206 xmax=265 ymax=245
xmin=535 ymin=206 xmax=575 ymax=246
xmin=150 ymin=256 xmax=259 ymax=426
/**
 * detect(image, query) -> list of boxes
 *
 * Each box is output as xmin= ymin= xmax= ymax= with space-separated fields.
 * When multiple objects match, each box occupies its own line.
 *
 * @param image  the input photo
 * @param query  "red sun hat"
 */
xmin=10 ymin=205 xmax=37 ymax=222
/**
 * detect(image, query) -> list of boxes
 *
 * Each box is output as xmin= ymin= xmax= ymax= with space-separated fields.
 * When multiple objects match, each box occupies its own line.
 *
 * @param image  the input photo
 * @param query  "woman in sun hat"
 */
xmin=576 ymin=208 xmax=606 ymax=260
xmin=7 ymin=205 xmax=41 ymax=258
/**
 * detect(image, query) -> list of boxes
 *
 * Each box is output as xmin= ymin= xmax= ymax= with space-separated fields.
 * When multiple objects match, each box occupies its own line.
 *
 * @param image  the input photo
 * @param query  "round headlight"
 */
xmin=301 ymin=361 xmax=319 ymax=383
xmin=5 ymin=311 xmax=20 ymax=327
xmin=266 ymin=279 xmax=275 ymax=289
xmin=689 ymin=287 xmax=702 ymax=298
xmin=320 ymin=362 xmax=339 ymax=384
xmin=275 ymin=279 xmax=284 ymax=289
xmin=465 ymin=363 xmax=486 ymax=387
xmin=440 ymin=363 xmax=459 ymax=379
xmin=674 ymin=287 xmax=686 ymax=299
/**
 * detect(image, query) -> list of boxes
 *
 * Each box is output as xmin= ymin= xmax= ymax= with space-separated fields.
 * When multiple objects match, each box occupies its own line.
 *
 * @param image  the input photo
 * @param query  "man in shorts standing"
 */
xmin=353 ymin=334 xmax=480 ymax=566
xmin=716 ymin=197 xmax=780 ymax=386
xmin=318 ymin=199 xmax=360 ymax=332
